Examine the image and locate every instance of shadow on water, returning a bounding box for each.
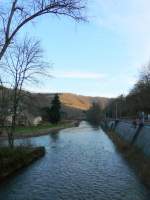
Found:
[49,130,60,142]
[87,121,101,131]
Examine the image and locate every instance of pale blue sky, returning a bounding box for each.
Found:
[22,0,150,97]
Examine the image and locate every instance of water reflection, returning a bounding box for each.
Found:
[0,122,150,200]
[18,138,33,147]
[87,121,101,131]
[49,131,59,142]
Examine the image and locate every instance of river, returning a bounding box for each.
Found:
[0,121,150,200]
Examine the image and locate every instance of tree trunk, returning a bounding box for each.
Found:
[8,88,18,148]
[8,114,16,148]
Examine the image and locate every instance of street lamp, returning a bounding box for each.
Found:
[115,102,118,120]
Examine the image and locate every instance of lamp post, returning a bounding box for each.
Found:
[115,102,118,120]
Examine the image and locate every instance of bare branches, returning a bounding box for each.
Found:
[2,37,50,91]
[0,36,51,147]
[0,0,86,61]
[140,63,150,85]
[5,0,18,41]
[0,0,86,147]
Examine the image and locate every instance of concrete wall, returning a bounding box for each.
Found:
[108,121,150,157]
[135,125,150,156]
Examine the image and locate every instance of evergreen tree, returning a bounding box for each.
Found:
[49,94,61,124]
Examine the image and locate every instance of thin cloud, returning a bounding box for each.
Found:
[95,0,150,34]
[94,0,150,68]
[53,71,107,80]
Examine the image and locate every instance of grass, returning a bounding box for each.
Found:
[0,146,31,160]
[5,121,74,136]
[15,123,63,134]
[0,146,45,181]
[0,120,76,140]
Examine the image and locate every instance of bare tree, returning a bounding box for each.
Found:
[140,63,150,85]
[0,37,50,147]
[0,0,86,61]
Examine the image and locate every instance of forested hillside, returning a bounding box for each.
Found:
[0,88,110,120]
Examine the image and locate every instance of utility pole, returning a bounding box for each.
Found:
[115,102,118,120]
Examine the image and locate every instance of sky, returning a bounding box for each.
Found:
[21,0,150,97]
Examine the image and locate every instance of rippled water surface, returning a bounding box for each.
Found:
[0,121,150,200]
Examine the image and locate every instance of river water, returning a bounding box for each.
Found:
[0,121,150,200]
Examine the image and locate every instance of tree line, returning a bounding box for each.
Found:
[105,64,150,119]
[85,63,150,124]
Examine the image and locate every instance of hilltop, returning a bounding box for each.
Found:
[0,87,110,120]
[28,92,110,119]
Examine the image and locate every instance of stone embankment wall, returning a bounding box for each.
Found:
[107,121,150,157]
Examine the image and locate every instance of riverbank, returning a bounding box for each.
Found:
[0,120,79,140]
[104,127,150,188]
[0,122,149,199]
[0,146,45,182]
[0,120,79,182]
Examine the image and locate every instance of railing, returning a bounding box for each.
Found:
[106,118,150,127]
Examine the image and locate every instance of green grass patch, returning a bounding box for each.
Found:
[14,122,72,135]
[0,146,31,159]
[0,146,45,180]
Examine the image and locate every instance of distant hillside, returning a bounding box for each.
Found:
[59,93,109,110]
[0,88,110,119]
[27,92,110,119]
